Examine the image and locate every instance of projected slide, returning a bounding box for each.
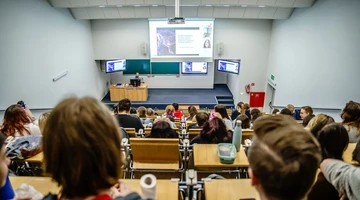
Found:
[182,62,208,74]
[150,21,214,59]
[106,59,126,73]
[217,60,240,74]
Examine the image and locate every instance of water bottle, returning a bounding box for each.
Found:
[232,120,242,152]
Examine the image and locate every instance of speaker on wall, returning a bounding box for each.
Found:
[217,42,224,56]
[141,42,148,56]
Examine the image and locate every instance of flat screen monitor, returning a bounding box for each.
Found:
[130,78,141,87]
[217,60,240,74]
[105,59,126,73]
[181,62,208,74]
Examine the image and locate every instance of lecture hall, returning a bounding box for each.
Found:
[1,0,360,199]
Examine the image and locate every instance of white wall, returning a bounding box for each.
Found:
[267,0,360,111]
[92,19,272,91]
[214,19,272,104]
[0,0,109,110]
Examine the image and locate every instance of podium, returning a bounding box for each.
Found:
[109,83,148,102]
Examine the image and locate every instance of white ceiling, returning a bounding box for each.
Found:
[48,0,316,19]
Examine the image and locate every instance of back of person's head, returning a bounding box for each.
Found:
[200,117,232,144]
[146,108,154,116]
[189,106,198,118]
[248,115,321,200]
[130,107,137,114]
[149,119,178,138]
[214,104,230,120]
[341,100,360,125]
[307,114,335,137]
[236,101,244,109]
[250,108,262,123]
[317,123,349,160]
[280,108,292,116]
[137,106,146,118]
[118,98,131,112]
[188,105,193,112]
[38,111,51,132]
[302,106,314,115]
[236,114,250,129]
[272,109,279,114]
[172,103,179,111]
[42,97,122,199]
[286,104,295,113]
[1,104,30,137]
[244,103,250,110]
[165,105,175,113]
[302,114,315,127]
[195,112,209,127]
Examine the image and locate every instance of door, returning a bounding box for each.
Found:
[264,83,275,113]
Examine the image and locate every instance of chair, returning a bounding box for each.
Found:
[188,129,202,141]
[186,121,197,130]
[242,129,254,144]
[124,128,136,138]
[174,122,180,129]
[174,118,180,123]
[128,138,183,178]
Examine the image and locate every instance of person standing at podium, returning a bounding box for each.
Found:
[135,72,139,79]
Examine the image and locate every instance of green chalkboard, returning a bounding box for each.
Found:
[151,62,180,74]
[124,60,151,74]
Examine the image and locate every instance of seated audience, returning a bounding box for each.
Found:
[191,117,233,144]
[164,105,175,118]
[302,114,315,127]
[341,100,360,142]
[146,108,155,118]
[129,107,137,115]
[244,103,251,121]
[137,106,152,125]
[231,101,244,120]
[308,123,349,200]
[172,103,183,119]
[300,105,315,119]
[250,108,262,124]
[146,119,178,138]
[233,114,250,129]
[306,114,335,137]
[41,97,140,200]
[38,111,51,132]
[188,112,209,129]
[287,104,295,114]
[248,115,321,200]
[271,108,279,114]
[115,98,144,132]
[0,104,41,137]
[321,159,360,200]
[153,117,176,129]
[280,108,292,116]
[214,104,233,130]
[188,106,198,122]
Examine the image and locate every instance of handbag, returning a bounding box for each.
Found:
[6,135,42,160]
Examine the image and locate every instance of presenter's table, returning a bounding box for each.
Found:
[110,83,148,102]
[10,177,178,200]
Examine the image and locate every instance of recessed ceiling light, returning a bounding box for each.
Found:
[99,5,105,8]
[206,5,212,7]
[152,5,158,6]
[116,5,122,7]
[224,5,230,7]
[241,5,247,7]
[134,5,141,7]
[258,5,265,7]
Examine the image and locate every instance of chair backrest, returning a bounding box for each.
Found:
[174,122,180,129]
[188,128,202,141]
[174,118,180,123]
[242,129,254,144]
[186,121,197,130]
[130,138,179,164]
[124,128,136,137]
[144,128,151,136]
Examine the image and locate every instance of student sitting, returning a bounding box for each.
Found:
[307,123,349,200]
[188,112,209,129]
[244,103,251,121]
[233,114,250,129]
[271,108,279,114]
[214,104,233,130]
[341,100,360,142]
[306,114,335,137]
[172,103,183,119]
[248,115,321,200]
[137,106,152,125]
[280,108,292,116]
[41,97,141,200]
[146,108,155,118]
[250,108,262,124]
[191,117,232,144]
[188,105,198,122]
[164,105,175,118]
[300,105,315,120]
[115,98,144,132]
[302,114,315,127]
[38,111,51,133]
[230,101,244,120]
[146,119,178,138]
[0,104,41,138]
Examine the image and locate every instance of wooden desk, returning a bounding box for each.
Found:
[10,177,178,200]
[343,143,359,165]
[193,144,249,168]
[205,179,259,200]
[109,83,148,101]
[25,152,44,163]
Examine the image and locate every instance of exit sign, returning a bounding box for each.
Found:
[271,75,275,81]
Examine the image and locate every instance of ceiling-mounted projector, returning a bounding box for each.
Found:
[168,17,185,24]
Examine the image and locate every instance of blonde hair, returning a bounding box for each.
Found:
[165,105,175,113]
[306,114,334,131]
[38,112,51,132]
